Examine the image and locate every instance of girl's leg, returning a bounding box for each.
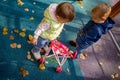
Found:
[32,37,48,60]
[39,40,50,63]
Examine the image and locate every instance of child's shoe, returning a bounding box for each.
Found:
[70,50,78,59]
[69,40,78,47]
[31,49,41,60]
[39,55,45,64]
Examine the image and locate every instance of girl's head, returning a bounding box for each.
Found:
[55,2,75,23]
[92,3,111,23]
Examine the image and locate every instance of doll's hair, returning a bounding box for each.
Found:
[56,2,75,22]
[92,3,111,19]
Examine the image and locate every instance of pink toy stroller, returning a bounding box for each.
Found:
[40,39,73,73]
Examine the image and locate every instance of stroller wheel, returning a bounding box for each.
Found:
[56,66,62,73]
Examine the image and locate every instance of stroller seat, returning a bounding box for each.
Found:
[44,40,73,73]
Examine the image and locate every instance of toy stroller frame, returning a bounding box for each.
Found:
[42,40,72,72]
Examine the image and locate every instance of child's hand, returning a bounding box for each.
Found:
[31,38,37,45]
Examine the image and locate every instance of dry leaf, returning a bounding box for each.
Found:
[39,64,45,70]
[3,27,8,32]
[13,29,19,33]
[19,32,26,37]
[17,44,21,48]
[9,35,14,40]
[10,43,17,48]
[20,67,29,77]
[27,54,31,60]
[3,31,8,35]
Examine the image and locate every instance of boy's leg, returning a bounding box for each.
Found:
[72,41,92,59]
[72,47,88,60]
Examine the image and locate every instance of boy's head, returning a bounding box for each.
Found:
[55,2,75,23]
[92,3,111,23]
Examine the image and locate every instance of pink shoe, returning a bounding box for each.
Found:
[71,50,78,59]
[39,56,45,64]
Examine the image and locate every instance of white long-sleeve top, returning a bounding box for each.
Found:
[34,21,50,40]
[34,4,58,40]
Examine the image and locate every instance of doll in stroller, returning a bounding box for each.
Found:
[39,39,77,73]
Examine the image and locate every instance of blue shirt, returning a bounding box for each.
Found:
[77,17,115,46]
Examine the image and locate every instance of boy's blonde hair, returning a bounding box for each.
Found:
[56,2,75,22]
[92,3,111,19]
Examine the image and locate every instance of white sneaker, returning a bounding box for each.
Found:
[31,49,41,60]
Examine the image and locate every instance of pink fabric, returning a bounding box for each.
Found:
[50,40,70,55]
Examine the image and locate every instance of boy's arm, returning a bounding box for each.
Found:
[107,17,115,30]
[85,26,100,42]
[34,21,50,40]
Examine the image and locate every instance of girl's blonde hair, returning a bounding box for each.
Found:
[92,3,111,19]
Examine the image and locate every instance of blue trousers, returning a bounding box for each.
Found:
[76,36,94,55]
[33,37,50,53]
